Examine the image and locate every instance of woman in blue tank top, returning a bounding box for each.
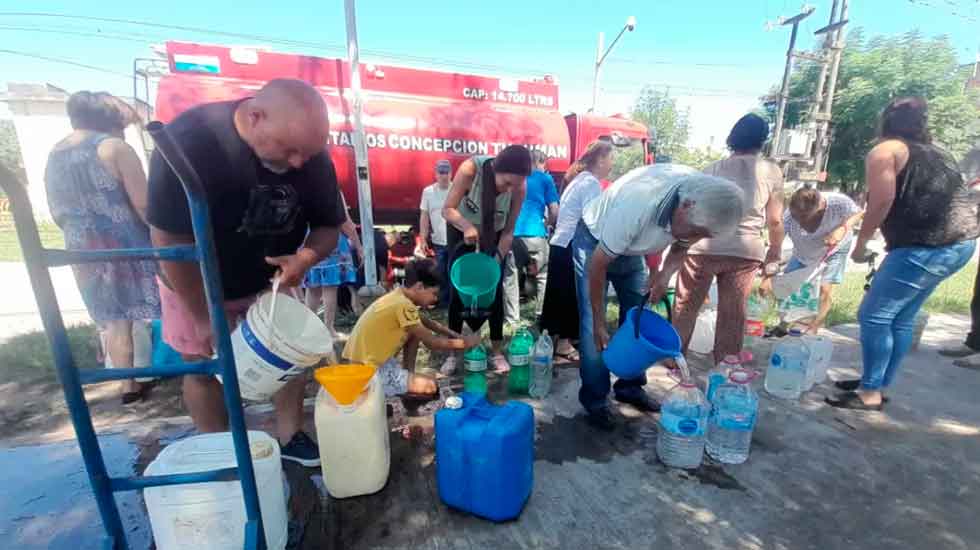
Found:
[827,97,980,411]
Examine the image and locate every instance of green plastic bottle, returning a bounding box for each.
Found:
[463,344,488,395]
[507,327,534,395]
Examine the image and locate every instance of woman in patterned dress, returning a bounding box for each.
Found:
[303,194,363,340]
[45,91,161,404]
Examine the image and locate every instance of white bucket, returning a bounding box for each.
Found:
[143,431,288,550]
[228,287,333,401]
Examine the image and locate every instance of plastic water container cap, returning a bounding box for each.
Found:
[728,368,756,384]
[788,328,804,337]
[445,396,463,409]
[314,364,377,405]
[722,355,741,366]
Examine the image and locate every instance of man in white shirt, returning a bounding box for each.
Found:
[572,163,745,430]
[419,160,452,306]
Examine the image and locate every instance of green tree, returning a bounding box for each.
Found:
[611,86,700,179]
[777,30,980,192]
[674,147,725,171]
[0,120,27,188]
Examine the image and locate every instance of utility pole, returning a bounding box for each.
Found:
[590,16,636,113]
[808,0,839,126]
[771,6,816,155]
[344,0,383,298]
[811,0,849,180]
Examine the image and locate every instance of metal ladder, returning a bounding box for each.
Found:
[0,121,266,550]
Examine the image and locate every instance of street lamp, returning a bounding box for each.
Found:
[591,15,637,113]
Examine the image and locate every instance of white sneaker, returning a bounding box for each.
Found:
[439,355,457,377]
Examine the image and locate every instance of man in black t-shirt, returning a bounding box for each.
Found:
[148,79,344,466]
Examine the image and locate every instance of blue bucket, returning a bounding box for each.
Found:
[602,303,681,379]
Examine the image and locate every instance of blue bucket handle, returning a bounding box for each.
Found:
[634,293,673,339]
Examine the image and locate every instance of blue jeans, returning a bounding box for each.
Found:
[858,240,976,390]
[571,222,649,412]
[433,244,450,308]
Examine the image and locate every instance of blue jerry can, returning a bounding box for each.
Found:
[435,392,534,521]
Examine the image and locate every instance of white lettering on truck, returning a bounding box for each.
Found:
[328,131,565,159]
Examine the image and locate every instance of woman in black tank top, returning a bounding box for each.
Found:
[827,97,978,411]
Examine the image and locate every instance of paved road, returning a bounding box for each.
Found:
[3,314,979,549]
[0,262,89,341]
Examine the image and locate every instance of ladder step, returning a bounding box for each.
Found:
[78,360,220,385]
[111,467,240,492]
[43,245,198,267]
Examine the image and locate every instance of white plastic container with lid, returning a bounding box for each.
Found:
[143,430,288,550]
[314,370,390,498]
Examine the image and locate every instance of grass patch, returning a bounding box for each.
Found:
[0,212,64,262]
[826,261,977,327]
[0,324,101,384]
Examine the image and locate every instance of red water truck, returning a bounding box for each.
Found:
[152,41,652,225]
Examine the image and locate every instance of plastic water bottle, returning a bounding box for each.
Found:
[657,381,708,469]
[507,327,534,395]
[463,344,488,395]
[744,293,767,350]
[707,369,759,464]
[764,329,810,399]
[529,330,554,398]
[706,355,741,404]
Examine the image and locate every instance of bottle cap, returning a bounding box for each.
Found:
[722,354,741,365]
[444,396,463,409]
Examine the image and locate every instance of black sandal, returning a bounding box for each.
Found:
[825,391,884,411]
[832,379,891,402]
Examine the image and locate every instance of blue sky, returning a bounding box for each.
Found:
[0,0,977,147]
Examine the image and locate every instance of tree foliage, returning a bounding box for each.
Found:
[630,86,691,160]
[611,86,723,178]
[780,30,980,192]
[0,120,27,188]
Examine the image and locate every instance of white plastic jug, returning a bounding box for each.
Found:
[143,431,288,550]
[688,308,716,355]
[315,373,390,498]
[228,284,333,401]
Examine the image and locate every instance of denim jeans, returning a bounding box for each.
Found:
[433,244,450,308]
[571,222,649,412]
[859,239,976,390]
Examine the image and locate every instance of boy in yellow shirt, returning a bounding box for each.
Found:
[343,259,481,396]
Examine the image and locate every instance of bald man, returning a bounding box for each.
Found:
[147,79,344,466]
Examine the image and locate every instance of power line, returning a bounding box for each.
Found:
[0,25,159,44]
[0,12,775,81]
[0,48,132,79]
[0,15,777,102]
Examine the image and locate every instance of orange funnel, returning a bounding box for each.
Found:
[314,364,377,405]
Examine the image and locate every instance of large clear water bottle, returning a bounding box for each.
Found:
[801,334,833,390]
[528,330,554,398]
[706,354,741,404]
[657,381,709,469]
[764,329,810,399]
[707,369,759,464]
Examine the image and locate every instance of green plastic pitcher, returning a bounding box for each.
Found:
[450,251,501,310]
